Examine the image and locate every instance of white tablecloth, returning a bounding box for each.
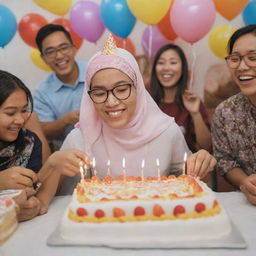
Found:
[1,192,255,256]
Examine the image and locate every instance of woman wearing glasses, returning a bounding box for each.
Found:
[53,35,216,196]
[211,24,256,205]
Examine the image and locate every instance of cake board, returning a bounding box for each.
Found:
[47,221,246,249]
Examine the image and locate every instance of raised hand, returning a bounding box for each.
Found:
[182,90,201,114]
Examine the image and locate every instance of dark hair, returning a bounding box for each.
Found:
[0,70,33,153]
[150,44,189,108]
[35,24,73,53]
[228,24,256,54]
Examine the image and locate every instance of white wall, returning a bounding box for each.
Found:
[0,0,245,97]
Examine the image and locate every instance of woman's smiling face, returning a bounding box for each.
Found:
[90,68,137,129]
[228,33,256,104]
[0,89,29,142]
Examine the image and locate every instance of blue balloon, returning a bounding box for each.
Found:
[100,0,136,38]
[0,5,17,47]
[242,0,256,26]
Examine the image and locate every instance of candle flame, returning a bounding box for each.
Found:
[122,157,126,168]
[141,159,145,169]
[92,157,96,168]
[107,159,110,167]
[184,152,187,162]
[156,158,160,167]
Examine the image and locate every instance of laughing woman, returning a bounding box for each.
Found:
[211,24,256,205]
[150,44,212,153]
[0,70,88,220]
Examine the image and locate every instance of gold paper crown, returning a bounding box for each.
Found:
[102,34,117,55]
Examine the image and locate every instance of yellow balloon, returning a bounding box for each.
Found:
[30,48,51,72]
[33,0,72,16]
[127,0,171,25]
[208,24,237,59]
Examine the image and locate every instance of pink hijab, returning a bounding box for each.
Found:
[78,37,174,176]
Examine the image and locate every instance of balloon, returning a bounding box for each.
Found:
[0,5,17,47]
[157,5,177,41]
[242,1,256,26]
[52,18,83,49]
[30,48,51,72]
[100,0,136,38]
[70,1,105,43]
[33,0,72,16]
[208,24,237,58]
[171,0,216,43]
[127,0,171,25]
[18,13,48,48]
[213,0,248,21]
[141,26,169,59]
[113,35,136,56]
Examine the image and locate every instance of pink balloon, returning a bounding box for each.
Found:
[70,1,105,43]
[171,0,216,43]
[141,26,169,59]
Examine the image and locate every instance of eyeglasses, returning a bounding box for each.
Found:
[88,83,133,104]
[225,52,256,69]
[42,44,74,59]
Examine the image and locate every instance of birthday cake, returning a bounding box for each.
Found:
[60,175,232,246]
[0,197,18,245]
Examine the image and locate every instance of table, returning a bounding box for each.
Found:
[1,192,255,256]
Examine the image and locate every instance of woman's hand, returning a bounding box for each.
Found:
[186,149,216,179]
[240,174,256,205]
[182,90,201,114]
[17,196,41,222]
[0,167,38,190]
[46,149,91,177]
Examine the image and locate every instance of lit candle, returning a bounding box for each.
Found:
[107,159,111,176]
[156,158,160,181]
[141,159,145,182]
[92,157,97,177]
[79,161,84,185]
[122,157,126,182]
[183,152,187,175]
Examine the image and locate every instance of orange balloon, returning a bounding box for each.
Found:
[113,35,136,56]
[18,13,48,48]
[52,18,83,49]
[157,4,177,41]
[213,0,249,20]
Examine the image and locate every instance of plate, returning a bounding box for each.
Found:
[47,221,247,249]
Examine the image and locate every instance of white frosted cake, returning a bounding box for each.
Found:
[60,175,232,246]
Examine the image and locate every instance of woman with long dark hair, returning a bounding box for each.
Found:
[150,44,211,152]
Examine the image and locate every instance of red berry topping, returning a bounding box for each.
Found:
[95,209,105,218]
[5,199,12,207]
[173,205,185,216]
[213,200,218,208]
[195,202,206,213]
[134,206,145,216]
[76,207,88,216]
[113,208,126,217]
[153,204,165,217]
[131,195,138,200]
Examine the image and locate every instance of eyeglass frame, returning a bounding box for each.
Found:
[42,43,75,59]
[225,51,256,69]
[87,83,134,104]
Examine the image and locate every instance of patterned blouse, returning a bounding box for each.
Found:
[211,93,256,176]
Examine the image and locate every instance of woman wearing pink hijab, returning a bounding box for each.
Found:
[57,35,216,195]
